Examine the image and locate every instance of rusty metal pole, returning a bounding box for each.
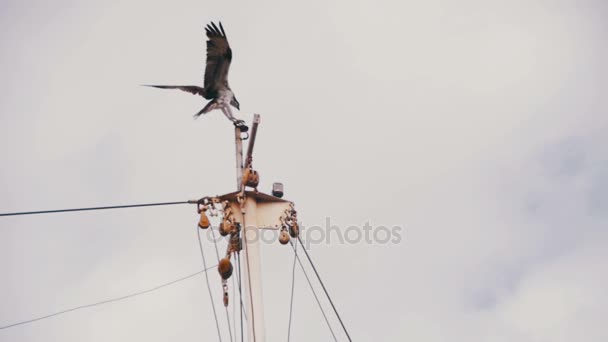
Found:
[235,125,244,190]
[246,114,261,167]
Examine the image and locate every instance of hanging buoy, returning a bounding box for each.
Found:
[218,258,233,280]
[198,209,210,229]
[279,229,290,245]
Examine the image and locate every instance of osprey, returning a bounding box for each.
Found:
[145,22,242,124]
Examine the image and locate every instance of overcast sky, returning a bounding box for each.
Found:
[1,0,607,341]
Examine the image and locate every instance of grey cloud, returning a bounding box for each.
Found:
[1,1,608,341]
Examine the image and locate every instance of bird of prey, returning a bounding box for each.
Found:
[145,22,242,124]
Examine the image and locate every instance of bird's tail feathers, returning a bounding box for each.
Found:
[193,109,206,119]
[193,101,218,119]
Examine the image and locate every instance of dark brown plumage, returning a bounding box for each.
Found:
[144,21,241,121]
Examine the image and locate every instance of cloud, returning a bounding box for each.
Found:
[1,0,607,341]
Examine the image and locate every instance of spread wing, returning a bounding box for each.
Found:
[204,22,232,97]
[142,85,205,96]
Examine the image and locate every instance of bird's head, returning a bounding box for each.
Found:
[230,96,240,110]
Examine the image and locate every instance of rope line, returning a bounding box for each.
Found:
[210,226,234,342]
[286,239,298,341]
[0,201,190,217]
[197,226,223,342]
[298,236,351,341]
[0,264,217,330]
[234,251,247,321]
[290,241,338,341]
[237,252,244,342]
[242,218,257,342]
[232,271,237,341]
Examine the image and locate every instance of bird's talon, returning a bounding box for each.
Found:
[234,120,248,132]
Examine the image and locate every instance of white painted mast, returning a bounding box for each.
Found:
[242,195,266,342]
[234,114,266,342]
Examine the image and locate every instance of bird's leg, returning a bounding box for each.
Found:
[221,106,236,121]
[222,107,245,126]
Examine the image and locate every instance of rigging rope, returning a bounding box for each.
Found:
[242,218,257,342]
[0,264,217,330]
[0,201,190,217]
[290,241,338,342]
[297,236,352,341]
[237,252,244,342]
[286,238,298,342]
[197,225,223,342]
[210,226,234,342]
[232,272,237,341]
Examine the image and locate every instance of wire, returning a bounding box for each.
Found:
[242,219,257,342]
[297,236,351,341]
[210,226,234,342]
[197,226,223,342]
[232,269,237,342]
[0,201,191,217]
[234,251,247,322]
[290,240,338,342]
[237,252,244,342]
[0,264,217,330]
[286,238,298,342]
[224,286,234,342]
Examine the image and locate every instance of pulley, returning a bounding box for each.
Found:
[218,257,233,280]
[198,208,210,229]
[289,221,299,238]
[219,219,235,236]
[279,229,290,245]
[222,279,229,307]
[230,233,242,252]
[242,167,260,188]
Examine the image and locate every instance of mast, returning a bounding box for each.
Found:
[242,195,265,342]
[234,115,266,341]
[234,124,244,189]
